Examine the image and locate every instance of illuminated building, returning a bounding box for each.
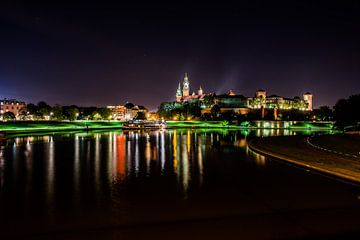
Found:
[228,90,236,96]
[255,89,266,99]
[175,73,207,102]
[182,73,190,97]
[127,105,148,119]
[162,74,313,119]
[173,74,312,111]
[147,112,159,120]
[201,89,313,116]
[107,104,148,120]
[198,86,203,95]
[212,89,309,111]
[176,83,182,102]
[303,92,313,111]
[107,105,126,120]
[0,98,26,117]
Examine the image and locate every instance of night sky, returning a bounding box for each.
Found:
[1,1,360,110]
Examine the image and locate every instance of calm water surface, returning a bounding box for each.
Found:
[1,129,360,239]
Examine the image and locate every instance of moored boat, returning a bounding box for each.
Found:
[123,120,167,130]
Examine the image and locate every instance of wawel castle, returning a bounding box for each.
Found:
[171,73,313,115]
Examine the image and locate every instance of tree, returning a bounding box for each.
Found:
[188,102,202,118]
[65,107,79,120]
[91,112,102,120]
[210,104,221,120]
[80,107,98,120]
[221,110,236,121]
[26,103,38,115]
[3,112,15,120]
[334,94,360,129]
[37,101,51,118]
[134,111,147,120]
[17,110,28,120]
[157,102,185,120]
[201,113,212,121]
[98,108,112,120]
[312,106,333,121]
[246,109,262,120]
[280,109,308,121]
[52,104,64,120]
[124,102,135,109]
[202,95,215,108]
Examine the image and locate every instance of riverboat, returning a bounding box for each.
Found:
[123,120,167,130]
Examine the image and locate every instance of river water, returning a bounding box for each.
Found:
[1,129,360,239]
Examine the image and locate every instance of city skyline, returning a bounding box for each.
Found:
[1,2,360,109]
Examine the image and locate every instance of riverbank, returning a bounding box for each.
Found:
[0,120,334,134]
[0,121,123,134]
[166,120,334,130]
[248,134,360,183]
[166,120,236,128]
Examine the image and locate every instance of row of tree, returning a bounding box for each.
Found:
[12,101,113,121]
[333,94,360,128]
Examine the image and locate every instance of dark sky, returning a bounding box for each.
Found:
[1,1,360,110]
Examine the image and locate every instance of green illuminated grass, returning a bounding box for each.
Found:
[0,121,123,134]
[166,120,334,130]
[288,122,333,130]
[166,121,239,128]
[0,120,334,134]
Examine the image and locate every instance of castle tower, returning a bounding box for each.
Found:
[176,82,182,102]
[303,92,313,111]
[198,86,203,95]
[182,73,190,97]
[255,89,266,99]
[228,90,235,96]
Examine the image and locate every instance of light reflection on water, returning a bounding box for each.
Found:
[45,136,54,206]
[0,147,4,189]
[0,129,331,217]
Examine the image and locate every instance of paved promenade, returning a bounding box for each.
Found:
[249,134,360,184]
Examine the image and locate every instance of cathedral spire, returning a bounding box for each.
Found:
[176,82,182,102]
[198,85,203,95]
[176,82,181,95]
[182,72,190,97]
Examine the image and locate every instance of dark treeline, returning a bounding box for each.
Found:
[333,94,360,129]
[4,101,112,121]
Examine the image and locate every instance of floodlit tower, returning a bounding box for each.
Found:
[228,90,236,96]
[303,92,313,111]
[182,73,190,97]
[198,86,203,95]
[255,89,266,118]
[255,89,267,99]
[176,82,182,102]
